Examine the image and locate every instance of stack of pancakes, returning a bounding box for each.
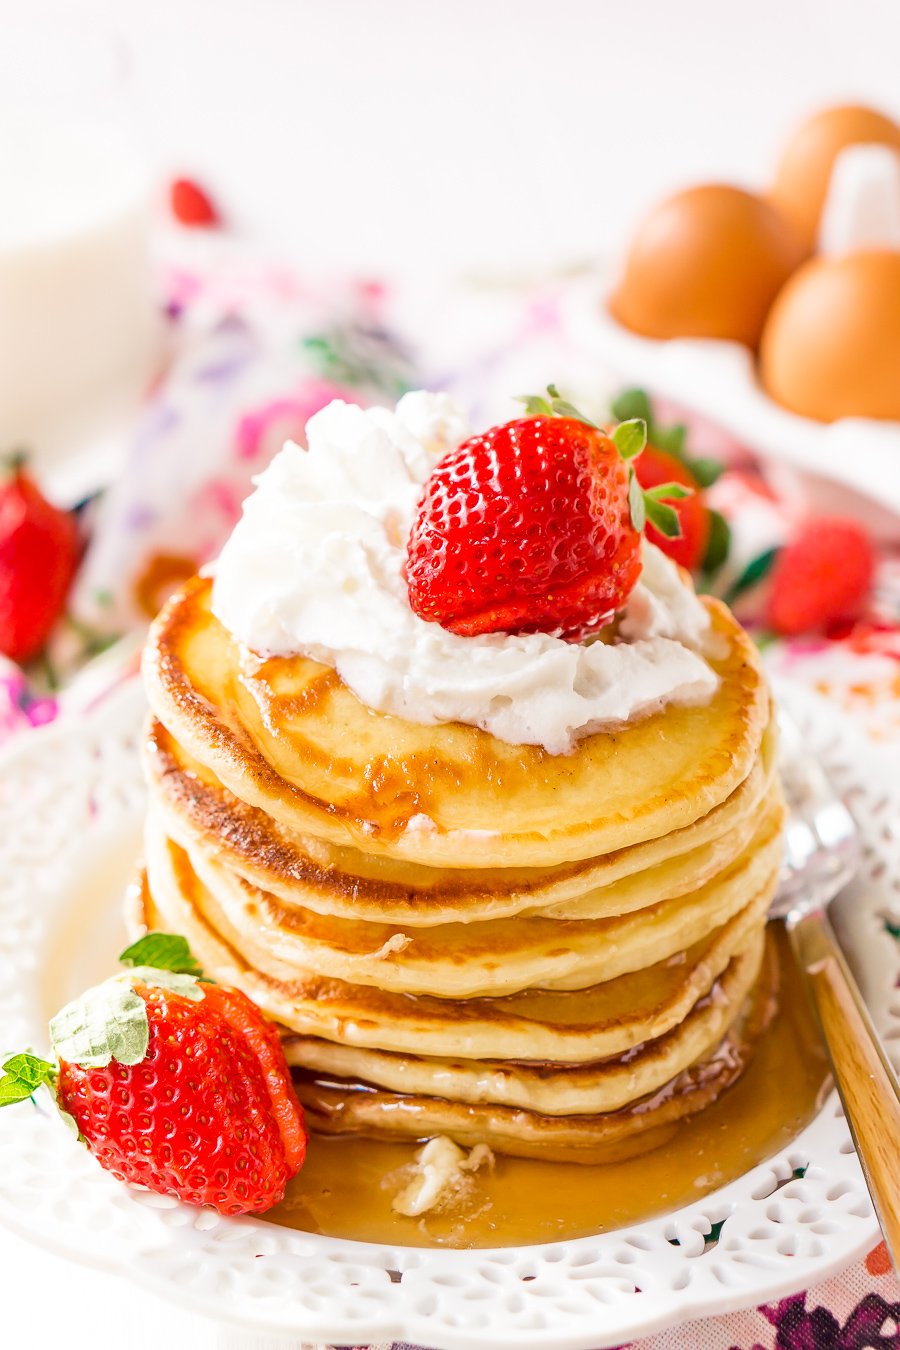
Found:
[138,575,781,1164]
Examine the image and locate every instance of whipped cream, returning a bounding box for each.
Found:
[212,393,719,755]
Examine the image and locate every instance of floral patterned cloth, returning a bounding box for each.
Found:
[2,237,899,1350]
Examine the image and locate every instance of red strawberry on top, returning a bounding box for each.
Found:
[634,444,709,572]
[406,386,689,639]
[768,516,876,636]
[0,455,80,663]
[0,934,306,1216]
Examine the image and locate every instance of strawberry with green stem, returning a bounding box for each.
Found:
[406,384,691,640]
[0,933,306,1216]
[611,388,729,576]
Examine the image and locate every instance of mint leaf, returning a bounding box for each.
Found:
[724,546,780,605]
[119,933,203,978]
[50,981,150,1068]
[0,1053,56,1107]
[628,470,646,532]
[613,418,647,461]
[610,388,652,426]
[644,496,683,538]
[1,1053,55,1088]
[701,510,731,576]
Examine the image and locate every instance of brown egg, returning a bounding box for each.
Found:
[759,250,900,421]
[610,185,807,350]
[771,104,900,247]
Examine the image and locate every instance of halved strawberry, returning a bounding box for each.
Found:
[0,933,306,1216]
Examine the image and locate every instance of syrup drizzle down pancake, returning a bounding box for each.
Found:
[290,936,780,1165]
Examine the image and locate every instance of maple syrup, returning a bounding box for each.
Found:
[266,930,829,1248]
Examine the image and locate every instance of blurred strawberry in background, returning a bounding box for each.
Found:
[610,389,729,578]
[0,456,80,663]
[609,391,882,646]
[633,444,709,571]
[767,516,876,636]
[169,177,221,228]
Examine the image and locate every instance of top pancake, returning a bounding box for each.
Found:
[144,576,770,869]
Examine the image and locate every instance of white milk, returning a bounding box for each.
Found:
[0,118,161,497]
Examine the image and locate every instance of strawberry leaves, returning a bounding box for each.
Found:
[49,981,151,1068]
[611,387,724,488]
[0,935,207,1104]
[120,932,204,978]
[0,1053,56,1105]
[724,546,780,606]
[517,385,689,539]
[516,384,599,428]
[643,482,692,538]
[611,419,647,461]
[628,472,647,532]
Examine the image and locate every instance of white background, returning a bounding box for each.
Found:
[1,1,898,1346]
[3,0,900,276]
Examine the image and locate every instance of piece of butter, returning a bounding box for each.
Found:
[391,1136,494,1217]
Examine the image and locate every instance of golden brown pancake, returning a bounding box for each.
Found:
[132,860,772,1064]
[144,809,781,998]
[281,932,764,1115]
[143,576,770,869]
[145,716,778,925]
[292,934,779,1164]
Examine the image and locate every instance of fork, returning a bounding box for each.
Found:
[774,710,900,1271]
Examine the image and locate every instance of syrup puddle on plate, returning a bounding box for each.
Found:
[266,929,830,1248]
[38,842,830,1250]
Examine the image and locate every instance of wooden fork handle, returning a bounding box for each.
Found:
[789,910,900,1272]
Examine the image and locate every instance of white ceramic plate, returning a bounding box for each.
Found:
[0,677,898,1349]
[566,279,900,537]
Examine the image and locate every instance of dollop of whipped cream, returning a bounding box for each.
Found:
[211,392,719,755]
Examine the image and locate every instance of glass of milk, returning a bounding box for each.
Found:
[0,8,162,501]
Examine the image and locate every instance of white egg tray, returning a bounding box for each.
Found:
[567,278,900,534]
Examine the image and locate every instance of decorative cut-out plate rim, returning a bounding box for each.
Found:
[0,674,896,1350]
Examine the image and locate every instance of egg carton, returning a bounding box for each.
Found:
[567,275,900,538]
